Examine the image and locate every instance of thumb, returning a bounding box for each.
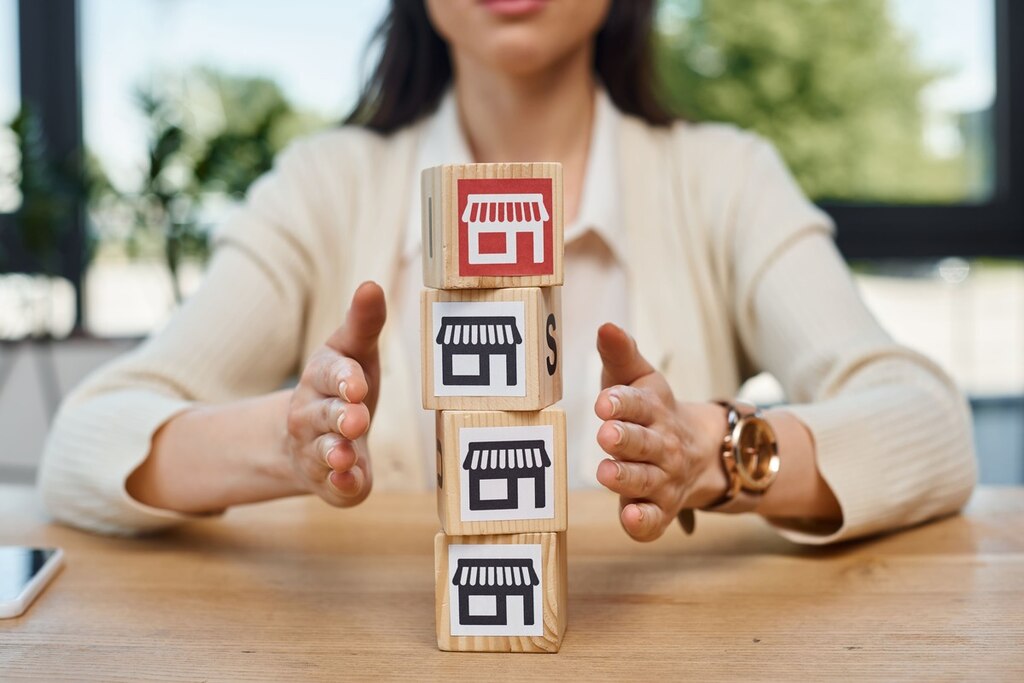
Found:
[326,281,387,363]
[597,322,656,388]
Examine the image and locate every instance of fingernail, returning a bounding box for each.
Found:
[613,423,624,445]
[332,468,360,494]
[636,505,645,521]
[338,381,349,401]
[608,393,621,417]
[614,463,623,481]
[337,409,348,437]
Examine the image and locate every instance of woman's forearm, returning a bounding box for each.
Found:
[757,409,842,525]
[126,390,304,514]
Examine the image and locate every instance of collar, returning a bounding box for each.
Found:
[402,85,625,263]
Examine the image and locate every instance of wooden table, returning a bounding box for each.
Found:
[1,485,1022,681]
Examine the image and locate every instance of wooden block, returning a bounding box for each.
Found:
[435,531,568,653]
[421,287,562,411]
[421,163,564,289]
[436,408,567,536]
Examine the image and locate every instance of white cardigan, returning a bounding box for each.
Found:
[38,103,977,543]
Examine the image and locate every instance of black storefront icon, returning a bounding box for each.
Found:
[463,439,551,511]
[437,316,522,387]
[452,558,540,626]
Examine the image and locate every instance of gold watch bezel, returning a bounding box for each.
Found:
[729,415,780,492]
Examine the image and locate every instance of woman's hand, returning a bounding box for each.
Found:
[285,281,386,507]
[593,323,729,542]
[125,282,388,516]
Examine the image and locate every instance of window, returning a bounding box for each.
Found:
[656,0,1021,257]
[79,0,388,336]
[887,0,997,204]
[81,0,386,196]
[658,0,996,204]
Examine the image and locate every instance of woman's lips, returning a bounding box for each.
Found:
[479,0,551,18]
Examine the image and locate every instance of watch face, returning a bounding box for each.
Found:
[734,418,779,491]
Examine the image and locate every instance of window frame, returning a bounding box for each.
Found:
[1,0,1022,332]
[823,0,1024,259]
[0,0,85,324]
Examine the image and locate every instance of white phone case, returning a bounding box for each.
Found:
[0,548,64,619]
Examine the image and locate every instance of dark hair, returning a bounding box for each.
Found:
[346,0,672,133]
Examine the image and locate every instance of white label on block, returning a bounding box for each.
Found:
[448,543,544,637]
[458,425,555,522]
[432,301,526,397]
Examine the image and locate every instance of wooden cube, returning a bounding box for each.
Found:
[435,531,568,653]
[421,287,562,411]
[421,163,564,289]
[436,408,567,536]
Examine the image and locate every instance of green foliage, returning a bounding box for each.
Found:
[188,68,321,197]
[90,68,325,302]
[654,0,968,202]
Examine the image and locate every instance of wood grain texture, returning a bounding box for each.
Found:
[420,287,562,411]
[434,531,567,653]
[2,485,1023,681]
[436,407,567,535]
[421,162,564,290]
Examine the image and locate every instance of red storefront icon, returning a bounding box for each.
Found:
[457,177,554,277]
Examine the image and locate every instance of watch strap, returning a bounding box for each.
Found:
[676,491,759,536]
[701,489,761,514]
[677,508,695,535]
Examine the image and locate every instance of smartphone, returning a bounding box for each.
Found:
[0,546,64,619]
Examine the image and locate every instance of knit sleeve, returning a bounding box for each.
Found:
[728,138,977,544]
[37,139,327,536]
[743,232,976,543]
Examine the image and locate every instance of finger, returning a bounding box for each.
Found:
[596,459,666,499]
[326,445,373,506]
[325,281,387,365]
[597,420,665,464]
[307,354,369,403]
[596,323,656,389]
[620,501,668,542]
[307,398,346,437]
[337,401,370,440]
[304,397,371,440]
[316,434,359,472]
[595,385,656,426]
[314,433,341,467]
[328,465,365,498]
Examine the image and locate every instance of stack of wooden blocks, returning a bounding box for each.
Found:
[420,162,568,653]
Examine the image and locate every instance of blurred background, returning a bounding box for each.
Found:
[0,0,1021,486]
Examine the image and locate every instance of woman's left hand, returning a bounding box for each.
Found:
[593,323,730,542]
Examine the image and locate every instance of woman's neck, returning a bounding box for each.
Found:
[452,46,595,222]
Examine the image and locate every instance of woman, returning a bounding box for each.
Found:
[40,0,975,543]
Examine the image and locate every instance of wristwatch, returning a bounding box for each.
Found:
[677,400,781,534]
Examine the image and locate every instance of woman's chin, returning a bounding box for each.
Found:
[471,36,584,79]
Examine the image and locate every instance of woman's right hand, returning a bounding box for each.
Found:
[285,281,387,507]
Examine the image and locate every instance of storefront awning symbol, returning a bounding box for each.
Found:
[452,558,540,587]
[462,193,549,265]
[436,316,522,348]
[463,440,551,471]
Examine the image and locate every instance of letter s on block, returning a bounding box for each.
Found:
[545,313,557,376]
